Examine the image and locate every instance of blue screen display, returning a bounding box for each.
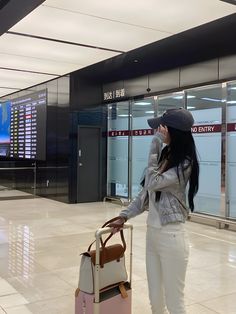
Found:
[0,101,11,156]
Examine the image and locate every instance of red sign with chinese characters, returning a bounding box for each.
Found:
[227,123,236,132]
[108,129,155,137]
[108,130,130,137]
[132,129,154,136]
[108,125,230,137]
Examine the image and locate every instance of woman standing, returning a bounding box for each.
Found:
[109,108,199,314]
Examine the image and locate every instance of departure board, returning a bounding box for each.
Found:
[9,90,47,160]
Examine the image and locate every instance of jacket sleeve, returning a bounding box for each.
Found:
[119,132,165,220]
[147,132,164,168]
[119,187,148,220]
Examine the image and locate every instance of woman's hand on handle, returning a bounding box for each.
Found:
[108,216,126,234]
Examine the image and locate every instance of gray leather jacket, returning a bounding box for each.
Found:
[119,133,192,225]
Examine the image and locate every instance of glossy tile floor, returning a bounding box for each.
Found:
[0,197,236,313]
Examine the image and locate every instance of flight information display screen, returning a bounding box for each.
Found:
[0,90,47,160]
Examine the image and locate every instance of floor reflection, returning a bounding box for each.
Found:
[8,222,35,284]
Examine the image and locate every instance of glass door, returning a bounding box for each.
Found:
[107,101,129,198]
[186,84,225,216]
[157,92,185,115]
[226,81,236,218]
[131,97,156,198]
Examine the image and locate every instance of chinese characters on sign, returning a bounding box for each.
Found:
[132,129,153,136]
[104,88,125,101]
[108,129,154,137]
[227,123,236,132]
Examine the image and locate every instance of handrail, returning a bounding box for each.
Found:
[189,212,236,229]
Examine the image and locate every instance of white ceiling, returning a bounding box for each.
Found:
[0,0,235,97]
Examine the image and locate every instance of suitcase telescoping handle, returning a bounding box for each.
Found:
[94,223,133,312]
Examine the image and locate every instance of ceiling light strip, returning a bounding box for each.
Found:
[42,4,173,34]
[0,86,20,90]
[7,31,124,54]
[0,66,59,77]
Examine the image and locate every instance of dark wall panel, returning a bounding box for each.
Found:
[0,0,46,35]
[219,55,236,80]
[56,76,70,202]
[70,75,103,110]
[149,69,180,93]
[124,76,148,97]
[180,59,219,87]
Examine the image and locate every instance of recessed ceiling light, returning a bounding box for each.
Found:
[173,96,184,99]
[135,102,151,105]
[201,97,225,102]
[227,100,236,104]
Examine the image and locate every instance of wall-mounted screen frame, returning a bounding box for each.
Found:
[0,89,47,160]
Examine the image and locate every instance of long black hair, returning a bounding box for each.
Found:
[141,127,199,211]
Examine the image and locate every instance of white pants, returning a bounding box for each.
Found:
[146,224,189,314]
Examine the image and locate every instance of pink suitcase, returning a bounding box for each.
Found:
[75,283,131,314]
[75,223,133,314]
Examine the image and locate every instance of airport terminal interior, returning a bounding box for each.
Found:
[0,196,236,314]
[1,0,236,313]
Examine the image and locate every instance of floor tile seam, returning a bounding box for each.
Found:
[5,269,77,284]
[21,232,90,241]
[0,306,7,314]
[50,271,78,289]
[200,290,236,304]
[190,248,232,257]
[187,264,225,272]
[187,302,220,313]
[189,231,236,245]
[0,292,19,298]
[33,233,94,242]
[4,291,74,308]
[31,261,80,273]
[35,243,82,253]
[19,292,73,306]
[33,245,81,254]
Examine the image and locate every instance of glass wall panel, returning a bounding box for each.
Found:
[158,92,185,115]
[130,92,184,198]
[226,81,236,218]
[186,85,224,216]
[131,97,156,197]
[106,82,236,223]
[107,102,129,198]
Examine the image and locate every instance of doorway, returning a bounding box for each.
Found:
[77,126,101,202]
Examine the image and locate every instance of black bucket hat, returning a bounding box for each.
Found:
[147,108,194,132]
